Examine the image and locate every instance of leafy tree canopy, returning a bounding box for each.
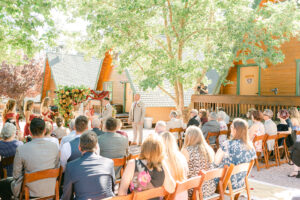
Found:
[0,0,62,64]
[68,0,300,109]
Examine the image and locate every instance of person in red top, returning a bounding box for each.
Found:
[24,100,38,136]
[40,97,53,124]
[2,99,20,131]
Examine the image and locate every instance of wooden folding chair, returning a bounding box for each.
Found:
[103,193,134,200]
[169,128,185,149]
[127,154,140,161]
[197,166,230,200]
[252,135,268,171]
[223,160,254,200]
[133,186,168,200]
[219,130,229,145]
[0,156,14,179]
[265,134,279,168]
[19,168,60,200]
[112,157,127,184]
[276,133,290,165]
[166,176,202,200]
[206,132,220,151]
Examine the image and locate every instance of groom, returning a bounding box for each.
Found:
[129,94,145,145]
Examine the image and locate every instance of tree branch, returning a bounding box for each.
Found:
[163,10,174,58]
[167,0,180,40]
[136,61,176,101]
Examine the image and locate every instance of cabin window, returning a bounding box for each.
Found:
[103,82,113,101]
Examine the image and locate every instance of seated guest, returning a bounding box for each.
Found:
[289,107,300,134]
[246,108,256,128]
[52,117,67,139]
[263,109,277,151]
[0,118,59,199]
[166,111,185,139]
[201,112,220,144]
[0,123,23,177]
[91,118,104,136]
[199,109,208,126]
[161,132,188,200]
[277,109,291,133]
[187,109,200,127]
[43,122,59,149]
[249,111,265,152]
[62,131,115,200]
[154,121,167,135]
[181,126,216,198]
[116,119,128,138]
[118,134,175,197]
[60,115,89,170]
[60,119,76,148]
[218,107,230,124]
[217,111,228,145]
[215,118,256,190]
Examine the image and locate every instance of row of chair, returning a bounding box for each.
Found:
[104,160,255,200]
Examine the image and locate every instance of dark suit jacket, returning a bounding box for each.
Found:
[92,128,104,137]
[187,116,200,127]
[62,152,115,200]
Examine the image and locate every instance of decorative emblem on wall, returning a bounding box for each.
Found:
[246,78,253,84]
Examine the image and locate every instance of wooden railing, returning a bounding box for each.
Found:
[191,95,300,119]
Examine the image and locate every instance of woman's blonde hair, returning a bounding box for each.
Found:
[183,126,215,163]
[161,132,186,181]
[41,97,50,112]
[289,107,300,124]
[3,99,16,117]
[232,118,253,150]
[139,134,164,171]
[24,100,34,112]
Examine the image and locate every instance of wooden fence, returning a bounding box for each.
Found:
[191,95,300,119]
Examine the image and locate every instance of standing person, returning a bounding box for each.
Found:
[101,97,113,122]
[161,132,188,200]
[24,100,38,137]
[52,117,68,139]
[0,118,59,199]
[40,97,53,124]
[62,131,115,200]
[2,99,20,132]
[129,94,145,145]
[197,83,208,94]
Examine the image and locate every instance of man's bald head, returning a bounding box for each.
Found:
[134,94,140,101]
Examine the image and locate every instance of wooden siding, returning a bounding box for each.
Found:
[96,51,113,91]
[221,67,237,95]
[146,107,175,123]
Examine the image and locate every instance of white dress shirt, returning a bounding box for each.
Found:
[60,134,81,170]
[60,130,76,149]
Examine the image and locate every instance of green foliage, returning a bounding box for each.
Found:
[0,0,62,64]
[54,85,90,126]
[70,0,299,107]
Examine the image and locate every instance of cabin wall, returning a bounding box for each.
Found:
[221,38,300,96]
[145,107,175,123]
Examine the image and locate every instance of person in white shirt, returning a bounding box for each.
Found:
[155,121,167,135]
[60,116,89,170]
[217,111,228,145]
[101,97,113,122]
[166,110,185,139]
[60,119,76,148]
[263,109,277,151]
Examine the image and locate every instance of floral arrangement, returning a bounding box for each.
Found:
[54,85,90,126]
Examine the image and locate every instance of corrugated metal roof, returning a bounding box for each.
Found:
[125,69,194,107]
[47,52,102,90]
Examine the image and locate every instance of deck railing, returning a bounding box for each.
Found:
[191,95,300,119]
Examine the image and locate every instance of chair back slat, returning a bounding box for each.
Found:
[24,168,60,184]
[103,193,134,200]
[200,166,228,181]
[133,186,168,200]
[219,130,228,136]
[253,134,267,143]
[169,128,184,133]
[112,157,127,167]
[266,134,277,140]
[175,176,201,194]
[1,156,15,167]
[231,162,252,176]
[277,133,289,139]
[127,154,139,161]
[297,131,300,136]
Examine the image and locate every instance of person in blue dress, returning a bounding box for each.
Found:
[214,118,256,189]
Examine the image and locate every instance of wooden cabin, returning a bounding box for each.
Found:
[41,52,194,123]
[192,37,300,118]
